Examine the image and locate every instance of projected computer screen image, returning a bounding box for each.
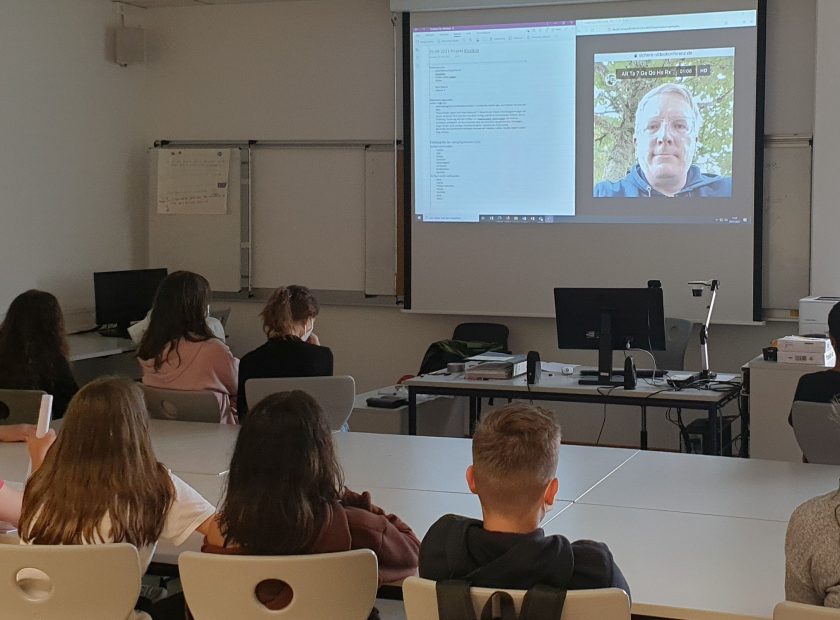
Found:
[592,48,734,199]
[412,21,577,224]
[407,1,763,322]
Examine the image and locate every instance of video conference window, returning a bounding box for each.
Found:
[411,9,757,225]
[593,48,734,198]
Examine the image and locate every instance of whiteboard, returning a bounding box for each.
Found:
[148,148,242,292]
[148,144,399,298]
[251,148,367,291]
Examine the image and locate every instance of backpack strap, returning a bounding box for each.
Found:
[436,580,477,620]
[518,585,568,620]
[479,590,518,620]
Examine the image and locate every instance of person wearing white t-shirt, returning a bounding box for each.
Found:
[128,309,225,343]
[21,377,216,619]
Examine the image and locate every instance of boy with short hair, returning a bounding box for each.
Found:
[419,403,629,594]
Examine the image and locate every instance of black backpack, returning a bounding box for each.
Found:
[436,580,567,620]
[418,339,506,375]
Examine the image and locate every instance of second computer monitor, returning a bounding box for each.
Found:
[94,268,168,337]
[554,287,666,353]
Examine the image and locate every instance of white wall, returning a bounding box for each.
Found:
[0,0,148,327]
[810,0,840,295]
[142,0,397,141]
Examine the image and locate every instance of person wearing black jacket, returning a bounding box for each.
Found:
[0,290,78,421]
[788,302,840,429]
[419,404,629,597]
[237,285,333,419]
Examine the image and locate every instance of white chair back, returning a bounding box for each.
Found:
[402,577,630,620]
[0,388,46,425]
[791,400,840,464]
[179,548,378,620]
[142,385,221,423]
[774,601,840,619]
[244,376,356,430]
[0,543,143,620]
[209,307,231,328]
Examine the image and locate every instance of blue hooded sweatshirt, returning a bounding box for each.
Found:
[594,164,732,198]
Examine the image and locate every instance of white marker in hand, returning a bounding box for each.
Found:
[36,394,53,438]
[26,394,53,479]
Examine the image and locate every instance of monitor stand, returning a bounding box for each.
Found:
[578,310,624,387]
[99,323,131,339]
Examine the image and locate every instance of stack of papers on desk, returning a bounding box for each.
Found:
[777,336,835,365]
[540,362,579,374]
[465,355,527,379]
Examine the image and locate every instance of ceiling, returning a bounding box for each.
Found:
[115,0,306,7]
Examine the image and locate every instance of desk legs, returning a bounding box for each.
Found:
[709,405,719,456]
[408,389,417,436]
[740,394,750,458]
[640,406,648,450]
[469,397,480,436]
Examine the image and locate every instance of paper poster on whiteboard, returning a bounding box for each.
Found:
[157,149,231,215]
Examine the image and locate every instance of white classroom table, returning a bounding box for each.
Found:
[0,419,239,481]
[575,449,840,522]
[544,503,788,620]
[159,425,640,502]
[146,419,238,475]
[335,431,639,502]
[67,333,136,362]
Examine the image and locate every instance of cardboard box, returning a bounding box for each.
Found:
[778,349,836,366]
[777,336,833,354]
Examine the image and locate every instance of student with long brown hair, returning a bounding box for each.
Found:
[0,289,77,424]
[236,285,332,418]
[21,377,216,618]
[203,391,419,613]
[138,271,238,423]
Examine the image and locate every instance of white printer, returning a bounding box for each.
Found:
[799,296,840,335]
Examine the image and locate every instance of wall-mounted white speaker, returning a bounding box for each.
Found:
[115,26,145,67]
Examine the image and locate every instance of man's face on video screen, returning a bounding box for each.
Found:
[634,92,698,193]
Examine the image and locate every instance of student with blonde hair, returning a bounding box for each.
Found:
[419,403,629,595]
[236,285,333,418]
[138,271,238,423]
[21,377,216,618]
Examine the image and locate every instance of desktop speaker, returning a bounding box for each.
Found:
[115,26,145,67]
[527,350,541,385]
[623,356,637,390]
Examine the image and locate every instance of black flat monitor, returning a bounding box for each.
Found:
[94,268,167,338]
[554,287,666,386]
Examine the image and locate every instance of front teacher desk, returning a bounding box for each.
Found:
[405,370,742,456]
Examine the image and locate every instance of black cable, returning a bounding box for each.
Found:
[69,325,105,335]
[596,402,608,445]
[595,386,618,445]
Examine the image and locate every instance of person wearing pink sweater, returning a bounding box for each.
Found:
[138,271,239,423]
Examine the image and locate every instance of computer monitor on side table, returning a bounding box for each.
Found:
[554,287,666,386]
[94,268,167,338]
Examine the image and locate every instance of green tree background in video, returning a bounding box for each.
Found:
[593,54,735,184]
